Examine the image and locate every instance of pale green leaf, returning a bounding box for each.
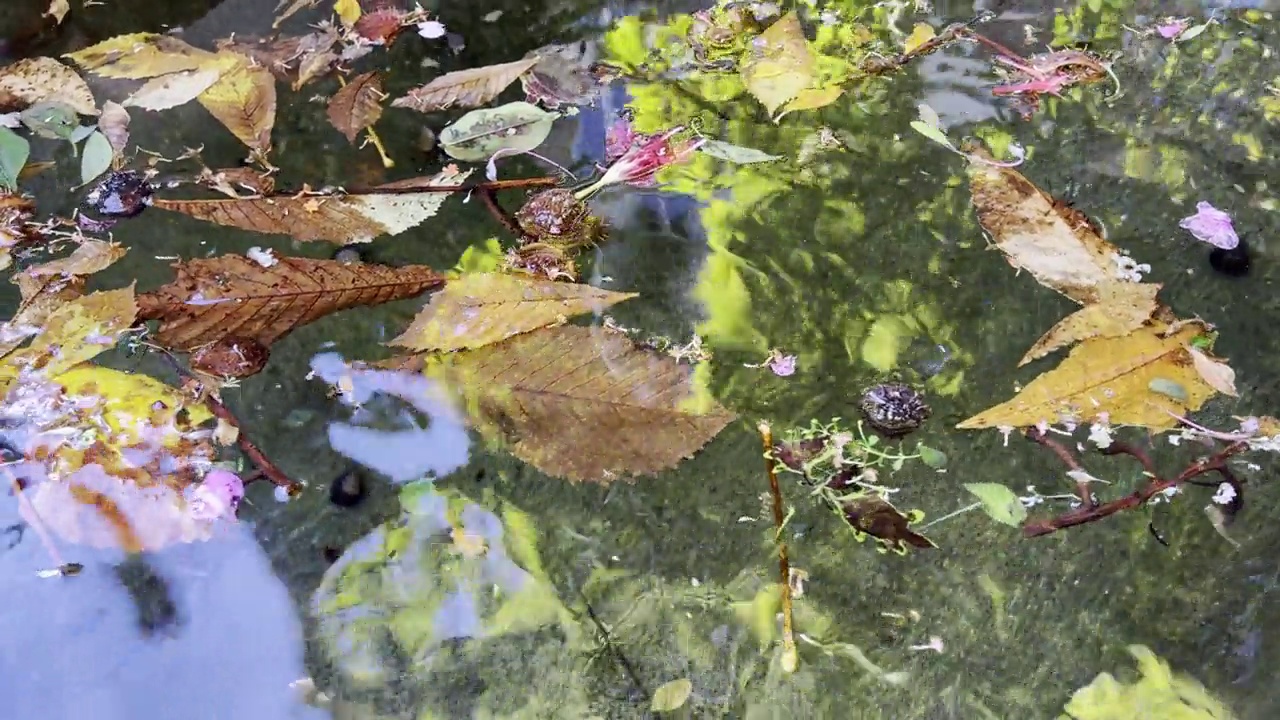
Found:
[651,678,693,712]
[910,120,955,151]
[699,139,783,164]
[0,126,30,191]
[439,101,557,162]
[918,444,947,469]
[963,483,1027,527]
[80,130,113,184]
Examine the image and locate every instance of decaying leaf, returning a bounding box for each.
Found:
[216,30,340,89]
[393,58,538,113]
[196,54,277,154]
[65,33,218,80]
[1020,282,1162,365]
[520,42,603,108]
[958,320,1222,431]
[98,101,131,159]
[424,325,735,483]
[327,71,384,142]
[151,166,472,242]
[137,254,445,350]
[840,494,936,553]
[0,57,97,116]
[15,238,126,301]
[123,66,224,111]
[439,101,558,162]
[0,286,138,388]
[741,12,815,115]
[1187,345,1237,397]
[651,678,693,713]
[389,273,637,352]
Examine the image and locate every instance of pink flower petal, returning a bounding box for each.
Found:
[1155,19,1190,39]
[1179,201,1239,250]
[768,354,797,377]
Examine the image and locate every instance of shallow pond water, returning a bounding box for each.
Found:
[3,0,1280,718]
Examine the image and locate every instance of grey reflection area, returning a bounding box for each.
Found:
[0,497,326,720]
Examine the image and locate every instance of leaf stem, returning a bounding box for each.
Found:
[758,420,798,673]
[919,501,982,530]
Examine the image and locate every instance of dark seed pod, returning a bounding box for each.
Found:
[514,188,604,249]
[1209,242,1250,277]
[859,382,931,437]
[190,336,270,378]
[84,170,154,218]
[329,469,367,508]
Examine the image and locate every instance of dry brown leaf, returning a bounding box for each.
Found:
[393,58,538,113]
[15,239,127,301]
[1020,281,1162,365]
[1187,345,1237,397]
[327,71,384,142]
[123,66,225,111]
[0,57,97,115]
[64,33,218,80]
[137,254,445,350]
[196,53,277,154]
[99,101,131,159]
[388,273,637,352]
[216,30,339,89]
[958,320,1220,431]
[151,166,471,243]
[427,325,735,483]
[294,49,338,90]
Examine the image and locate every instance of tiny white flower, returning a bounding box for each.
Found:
[417,20,447,39]
[247,246,278,268]
[1087,421,1113,449]
[273,485,293,503]
[1212,482,1237,505]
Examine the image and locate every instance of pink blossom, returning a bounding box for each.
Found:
[188,469,244,521]
[768,353,797,377]
[1179,201,1239,249]
[1155,18,1191,39]
[604,118,639,162]
[581,126,703,196]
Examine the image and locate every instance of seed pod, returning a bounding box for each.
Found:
[860,382,931,437]
[190,336,270,378]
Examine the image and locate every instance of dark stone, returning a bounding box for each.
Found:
[1209,242,1250,277]
[329,469,367,508]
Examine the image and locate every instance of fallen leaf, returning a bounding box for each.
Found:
[388,273,637,352]
[699,139,783,164]
[65,33,218,80]
[958,320,1220,430]
[45,0,70,23]
[777,86,844,118]
[963,483,1027,527]
[519,42,602,108]
[741,12,815,115]
[15,238,127,301]
[0,127,30,191]
[123,66,225,111]
[1019,281,1162,365]
[0,286,138,388]
[98,101,131,159]
[903,23,936,54]
[1187,345,1237,397]
[216,30,339,89]
[439,101,558,162]
[651,679,693,712]
[840,494,936,552]
[425,325,736,483]
[80,131,113,185]
[327,71,384,142]
[137,254,445,350]
[196,54,277,154]
[151,166,472,242]
[392,58,538,113]
[0,57,97,116]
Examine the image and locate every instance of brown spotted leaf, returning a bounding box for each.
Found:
[327,71,384,142]
[0,57,97,115]
[389,273,636,352]
[392,58,538,113]
[426,325,736,483]
[151,166,471,243]
[196,53,277,154]
[137,254,445,350]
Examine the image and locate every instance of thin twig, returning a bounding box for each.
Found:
[758,421,798,673]
[1025,428,1094,507]
[478,188,525,240]
[332,176,560,195]
[201,394,302,494]
[579,590,648,698]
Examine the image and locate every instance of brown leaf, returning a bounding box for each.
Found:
[393,58,538,113]
[388,273,637,352]
[151,166,471,243]
[98,101,131,159]
[840,495,936,552]
[64,33,218,80]
[216,30,339,88]
[14,239,126,301]
[196,54,277,154]
[0,57,97,115]
[1019,281,1162,365]
[327,71,384,142]
[137,254,445,350]
[427,325,736,483]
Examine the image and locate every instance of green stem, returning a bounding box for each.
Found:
[919,502,982,530]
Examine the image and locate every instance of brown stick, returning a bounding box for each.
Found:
[758,421,798,672]
[1026,428,1095,507]
[478,187,525,240]
[202,394,302,495]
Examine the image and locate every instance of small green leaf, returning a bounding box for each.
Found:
[891,455,905,471]
[80,130,113,185]
[1177,21,1212,43]
[699,139,783,164]
[439,101,557,162]
[0,127,30,191]
[909,120,955,151]
[918,444,947,469]
[651,678,693,712]
[1148,378,1188,402]
[963,483,1027,527]
[20,101,78,140]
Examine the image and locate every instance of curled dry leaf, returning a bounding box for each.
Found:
[137,254,445,350]
[98,101,131,159]
[0,57,98,116]
[741,12,815,115]
[958,319,1220,431]
[151,166,472,243]
[388,272,637,352]
[123,66,225,111]
[65,33,218,79]
[327,71,384,142]
[1187,345,1237,397]
[196,53,277,154]
[393,58,538,113]
[423,325,736,483]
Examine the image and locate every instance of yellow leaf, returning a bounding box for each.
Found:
[777,85,844,119]
[1020,282,1162,365]
[334,0,361,26]
[52,365,212,445]
[196,53,277,154]
[958,320,1219,430]
[903,23,936,54]
[64,33,218,80]
[0,286,138,388]
[741,12,814,115]
[388,273,637,352]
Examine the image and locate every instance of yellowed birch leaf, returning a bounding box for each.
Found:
[741,12,814,115]
[0,286,138,389]
[196,54,277,154]
[64,33,218,80]
[1020,282,1162,365]
[903,23,936,54]
[335,0,361,26]
[389,273,637,352]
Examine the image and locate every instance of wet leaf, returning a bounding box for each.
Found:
[699,139,783,164]
[0,57,97,116]
[0,127,29,191]
[15,238,127,301]
[425,325,736,483]
[123,66,224,111]
[1187,346,1237,397]
[958,320,1220,430]
[918,444,947,469]
[0,286,138,386]
[334,0,360,26]
[98,101,131,158]
[651,678,693,712]
[439,101,557,162]
[80,131,113,185]
[393,58,538,113]
[137,254,444,350]
[196,54,277,154]
[20,101,78,140]
[327,71,384,142]
[903,23,936,54]
[963,483,1026,527]
[1020,282,1162,365]
[840,494,936,552]
[388,273,637,352]
[151,166,471,242]
[741,12,814,115]
[1062,645,1237,719]
[65,33,217,80]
